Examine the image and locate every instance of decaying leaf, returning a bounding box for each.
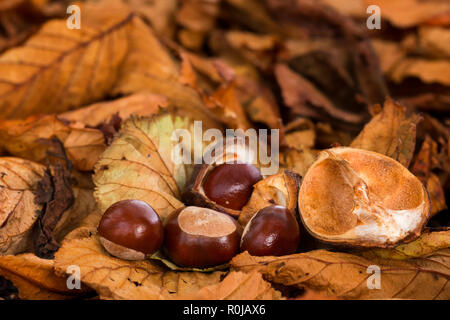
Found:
[0,253,90,300]
[239,170,300,226]
[391,59,450,86]
[33,138,74,259]
[0,1,132,119]
[275,64,365,124]
[111,16,223,129]
[361,228,450,260]
[177,270,283,300]
[351,98,420,167]
[372,0,450,28]
[411,136,447,216]
[0,93,168,171]
[94,114,212,220]
[0,157,44,255]
[231,249,450,299]
[54,230,225,300]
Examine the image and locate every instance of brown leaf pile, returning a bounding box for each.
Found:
[0,0,448,300]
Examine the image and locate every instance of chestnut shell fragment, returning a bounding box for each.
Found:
[298,147,431,248]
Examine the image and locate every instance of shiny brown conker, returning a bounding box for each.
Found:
[163,206,242,268]
[203,163,262,211]
[97,199,164,260]
[241,205,300,256]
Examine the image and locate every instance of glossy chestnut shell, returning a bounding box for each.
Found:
[203,163,263,211]
[98,199,164,258]
[163,206,242,268]
[241,205,300,256]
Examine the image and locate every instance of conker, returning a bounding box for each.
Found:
[97,199,164,260]
[163,206,242,268]
[241,205,300,256]
[203,163,262,210]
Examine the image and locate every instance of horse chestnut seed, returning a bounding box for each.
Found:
[163,206,242,268]
[203,163,262,210]
[98,199,164,260]
[241,205,300,256]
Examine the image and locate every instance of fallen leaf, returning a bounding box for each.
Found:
[0,1,132,119]
[411,136,447,216]
[390,58,450,86]
[0,93,168,171]
[275,64,364,124]
[361,228,450,260]
[112,16,223,129]
[178,270,283,300]
[231,249,450,299]
[0,157,44,255]
[0,253,90,299]
[123,0,177,38]
[54,231,225,300]
[351,98,420,168]
[370,0,450,28]
[94,114,209,220]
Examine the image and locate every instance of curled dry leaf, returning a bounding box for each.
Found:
[275,64,364,124]
[371,0,450,28]
[54,230,225,300]
[0,1,133,119]
[0,157,44,255]
[179,53,251,129]
[111,16,224,130]
[351,98,420,168]
[177,270,283,300]
[231,249,450,299]
[391,59,450,86]
[94,114,211,220]
[0,93,168,171]
[238,170,300,227]
[0,253,91,300]
[361,228,450,260]
[411,136,447,216]
[32,138,74,259]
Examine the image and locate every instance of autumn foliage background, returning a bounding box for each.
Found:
[0,0,449,300]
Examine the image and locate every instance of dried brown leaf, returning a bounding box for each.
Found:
[361,228,450,260]
[275,64,364,124]
[0,93,167,171]
[411,136,447,216]
[112,16,224,129]
[54,231,225,300]
[351,98,420,167]
[178,270,283,300]
[0,1,132,119]
[0,253,90,299]
[370,0,450,28]
[231,249,450,299]
[0,157,44,255]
